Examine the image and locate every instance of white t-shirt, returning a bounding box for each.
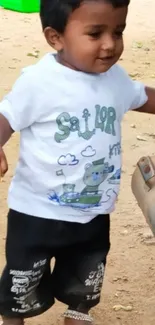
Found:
[0,54,148,223]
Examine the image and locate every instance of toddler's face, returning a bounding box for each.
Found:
[57,1,128,73]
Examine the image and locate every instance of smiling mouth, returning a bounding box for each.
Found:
[99,56,114,61]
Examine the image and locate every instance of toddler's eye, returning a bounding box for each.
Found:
[115,31,123,38]
[88,32,101,39]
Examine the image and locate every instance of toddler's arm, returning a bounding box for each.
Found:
[136,87,155,114]
[0,113,14,177]
[0,113,14,146]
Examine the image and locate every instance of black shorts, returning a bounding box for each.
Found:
[0,210,110,318]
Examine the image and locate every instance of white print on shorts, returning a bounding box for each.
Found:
[10,270,32,276]
[86,293,100,301]
[12,295,42,313]
[85,262,104,300]
[33,259,47,269]
[12,275,30,288]
[11,275,41,295]
[10,269,42,277]
[10,273,42,294]
[13,292,32,302]
[10,260,47,296]
[12,301,42,314]
[11,276,31,295]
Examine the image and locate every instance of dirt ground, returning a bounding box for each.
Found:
[0,0,155,324]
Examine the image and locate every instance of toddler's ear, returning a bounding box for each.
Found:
[44,27,63,52]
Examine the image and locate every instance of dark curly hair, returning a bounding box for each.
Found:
[40,0,130,33]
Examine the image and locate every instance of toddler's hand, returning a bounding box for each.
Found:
[0,146,8,178]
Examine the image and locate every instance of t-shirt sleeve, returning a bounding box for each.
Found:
[0,71,41,132]
[114,65,148,115]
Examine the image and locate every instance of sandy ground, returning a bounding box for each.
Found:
[0,0,155,324]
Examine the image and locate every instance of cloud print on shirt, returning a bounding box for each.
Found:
[81,146,96,157]
[58,154,79,166]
